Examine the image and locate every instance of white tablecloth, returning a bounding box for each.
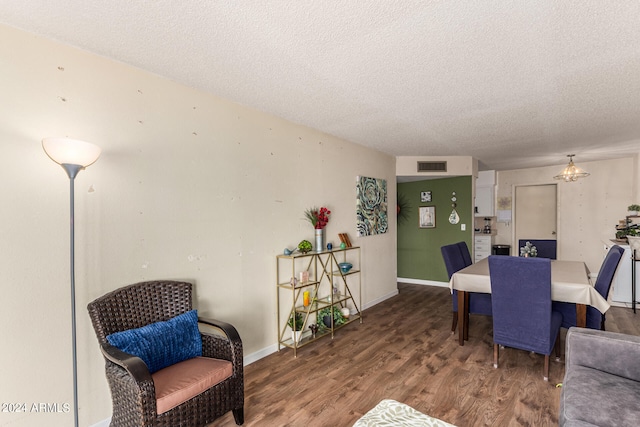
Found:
[449,258,609,314]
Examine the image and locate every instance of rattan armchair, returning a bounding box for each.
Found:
[87,280,244,426]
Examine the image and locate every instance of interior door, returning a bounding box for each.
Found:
[515,184,557,245]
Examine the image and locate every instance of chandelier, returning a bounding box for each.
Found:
[553,154,590,182]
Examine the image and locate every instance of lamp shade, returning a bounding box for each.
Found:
[42,137,101,167]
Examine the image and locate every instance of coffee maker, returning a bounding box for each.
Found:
[483,217,492,234]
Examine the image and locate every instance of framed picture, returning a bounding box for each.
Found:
[421,191,432,202]
[419,206,436,228]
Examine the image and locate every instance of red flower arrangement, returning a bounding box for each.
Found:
[304,206,331,229]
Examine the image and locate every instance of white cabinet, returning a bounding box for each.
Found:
[475,186,494,217]
[474,235,493,262]
[475,170,495,217]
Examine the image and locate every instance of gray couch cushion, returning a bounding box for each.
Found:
[566,328,640,382]
[560,365,640,427]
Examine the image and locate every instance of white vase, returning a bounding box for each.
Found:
[315,228,325,252]
[291,330,302,344]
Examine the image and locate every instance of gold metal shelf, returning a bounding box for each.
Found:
[276,247,362,357]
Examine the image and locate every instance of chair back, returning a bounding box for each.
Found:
[87,280,193,345]
[441,243,468,279]
[518,239,557,259]
[593,245,625,299]
[489,256,554,353]
[456,241,473,266]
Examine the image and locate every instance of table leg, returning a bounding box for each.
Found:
[464,292,470,341]
[457,290,466,346]
[576,304,587,328]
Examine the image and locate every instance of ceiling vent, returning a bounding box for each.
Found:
[417,161,447,173]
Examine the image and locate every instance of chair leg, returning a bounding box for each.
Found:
[451,311,458,333]
[543,355,550,381]
[233,407,244,425]
[493,343,499,369]
[554,334,561,361]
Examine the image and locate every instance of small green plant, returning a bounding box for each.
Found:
[316,306,346,329]
[287,312,304,330]
[298,240,312,253]
[628,204,640,212]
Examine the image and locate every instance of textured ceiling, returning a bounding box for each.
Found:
[2,0,640,171]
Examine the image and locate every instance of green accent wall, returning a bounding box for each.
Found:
[397,176,473,282]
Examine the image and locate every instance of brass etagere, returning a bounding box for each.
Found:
[276,246,362,357]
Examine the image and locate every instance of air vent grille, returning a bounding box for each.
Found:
[417,161,447,172]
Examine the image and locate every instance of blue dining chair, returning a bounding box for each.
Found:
[488,255,563,381]
[552,245,624,330]
[441,242,492,333]
[518,239,557,259]
[456,241,473,266]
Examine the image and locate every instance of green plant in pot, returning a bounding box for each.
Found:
[317,306,346,329]
[287,311,304,330]
[287,312,305,343]
[628,204,640,215]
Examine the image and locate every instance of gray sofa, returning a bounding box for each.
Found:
[560,327,640,427]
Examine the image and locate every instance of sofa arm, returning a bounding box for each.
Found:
[566,327,640,382]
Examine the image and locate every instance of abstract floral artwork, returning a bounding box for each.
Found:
[356,176,388,236]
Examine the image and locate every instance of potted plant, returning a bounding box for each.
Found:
[287,312,305,343]
[627,229,640,255]
[317,306,346,329]
[519,241,538,257]
[628,204,640,216]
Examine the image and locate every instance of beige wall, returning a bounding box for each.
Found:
[496,157,639,272]
[0,25,397,426]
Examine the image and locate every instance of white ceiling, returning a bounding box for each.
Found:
[2,0,640,171]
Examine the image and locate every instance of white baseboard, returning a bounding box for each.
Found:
[244,343,278,366]
[361,288,398,310]
[397,277,450,288]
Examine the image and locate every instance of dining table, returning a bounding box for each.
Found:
[449,257,610,346]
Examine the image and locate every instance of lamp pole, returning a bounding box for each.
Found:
[63,163,82,427]
[43,138,101,427]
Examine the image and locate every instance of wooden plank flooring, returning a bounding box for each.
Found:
[208,283,640,427]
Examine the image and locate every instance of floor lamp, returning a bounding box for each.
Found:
[42,137,101,427]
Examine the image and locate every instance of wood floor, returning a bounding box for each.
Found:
[209,283,640,427]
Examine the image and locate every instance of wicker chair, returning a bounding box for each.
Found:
[87,280,244,426]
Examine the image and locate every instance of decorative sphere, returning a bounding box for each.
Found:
[340,242,347,249]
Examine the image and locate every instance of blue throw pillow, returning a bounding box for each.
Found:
[106,310,202,374]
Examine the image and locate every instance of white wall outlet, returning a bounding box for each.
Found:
[461,224,466,231]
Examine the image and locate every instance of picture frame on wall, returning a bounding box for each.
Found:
[419,206,435,228]
[420,191,432,202]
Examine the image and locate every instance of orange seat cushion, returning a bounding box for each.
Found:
[152,356,233,414]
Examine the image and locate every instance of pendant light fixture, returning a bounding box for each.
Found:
[553,154,590,182]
